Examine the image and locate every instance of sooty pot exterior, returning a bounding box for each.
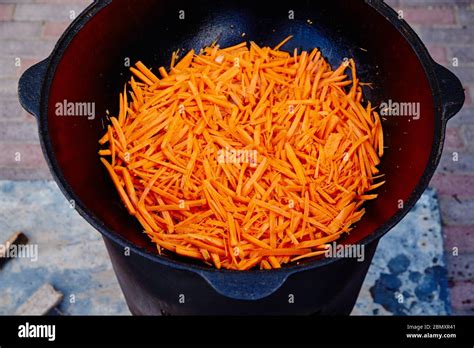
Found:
[104,237,378,315]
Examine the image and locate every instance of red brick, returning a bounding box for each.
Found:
[457,5,474,26]
[34,0,92,4]
[455,68,474,84]
[460,125,474,151]
[0,22,42,40]
[426,44,448,64]
[445,253,474,281]
[0,143,46,168]
[0,4,14,21]
[438,150,474,174]
[0,167,52,180]
[444,127,464,150]
[0,79,19,98]
[450,280,474,313]
[449,46,474,67]
[18,58,40,76]
[384,0,400,8]
[1,39,56,58]
[444,226,474,252]
[0,121,39,142]
[402,7,457,26]
[0,100,29,121]
[0,57,17,79]
[447,106,474,127]
[430,173,474,196]
[42,21,70,38]
[464,86,472,106]
[468,86,474,106]
[14,4,87,22]
[401,0,472,5]
[0,57,41,79]
[438,195,474,225]
[418,27,474,45]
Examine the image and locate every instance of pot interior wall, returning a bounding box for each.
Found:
[46,0,436,265]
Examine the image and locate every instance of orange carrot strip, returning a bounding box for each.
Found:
[98,39,384,271]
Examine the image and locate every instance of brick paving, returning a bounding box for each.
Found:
[0,0,89,180]
[385,0,474,316]
[0,0,472,314]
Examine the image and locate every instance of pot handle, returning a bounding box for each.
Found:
[18,57,50,119]
[197,270,291,300]
[433,62,465,121]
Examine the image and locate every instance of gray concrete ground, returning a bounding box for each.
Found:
[0,180,447,315]
[354,189,449,315]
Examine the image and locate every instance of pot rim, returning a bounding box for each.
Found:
[37,0,446,275]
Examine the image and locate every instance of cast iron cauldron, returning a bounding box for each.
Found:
[18,0,464,315]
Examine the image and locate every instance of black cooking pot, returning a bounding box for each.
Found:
[18,0,464,315]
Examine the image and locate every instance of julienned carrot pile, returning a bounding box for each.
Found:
[98,36,384,270]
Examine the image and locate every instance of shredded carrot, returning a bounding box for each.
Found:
[99,37,384,270]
